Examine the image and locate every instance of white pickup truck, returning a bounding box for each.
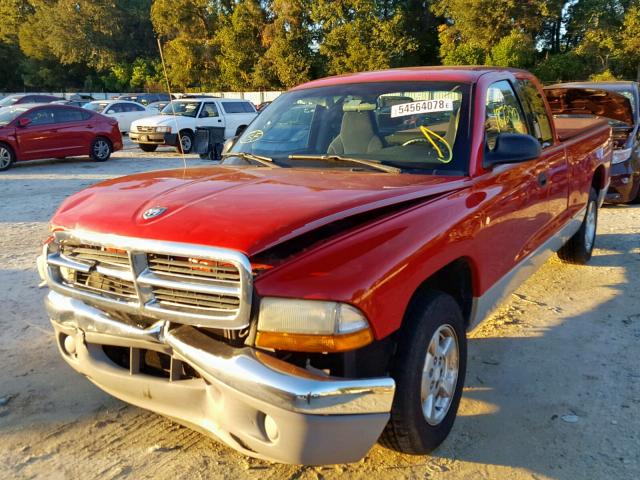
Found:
[129,97,257,153]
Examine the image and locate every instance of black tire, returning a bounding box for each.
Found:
[629,179,640,204]
[90,137,112,162]
[0,142,15,171]
[139,144,158,153]
[175,130,194,154]
[235,125,247,136]
[558,187,598,264]
[380,290,467,454]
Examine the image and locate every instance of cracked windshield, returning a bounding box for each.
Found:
[225,82,469,174]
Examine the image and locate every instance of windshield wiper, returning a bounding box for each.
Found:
[288,154,401,173]
[221,152,278,168]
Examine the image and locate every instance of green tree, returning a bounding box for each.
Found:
[258,0,316,88]
[488,31,536,68]
[311,0,418,75]
[215,0,269,90]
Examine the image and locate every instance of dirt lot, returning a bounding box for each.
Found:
[0,142,638,479]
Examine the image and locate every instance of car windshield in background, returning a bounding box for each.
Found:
[84,102,109,113]
[160,101,201,117]
[0,96,20,108]
[225,81,471,175]
[0,106,28,126]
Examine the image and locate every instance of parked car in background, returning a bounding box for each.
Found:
[52,100,89,108]
[115,93,172,106]
[129,97,257,153]
[146,100,170,114]
[84,100,151,133]
[0,94,62,107]
[0,104,122,171]
[547,81,640,204]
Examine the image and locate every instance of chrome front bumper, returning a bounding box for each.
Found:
[46,290,395,464]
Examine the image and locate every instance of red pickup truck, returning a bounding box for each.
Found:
[38,67,628,465]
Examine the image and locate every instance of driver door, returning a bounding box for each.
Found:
[198,102,225,131]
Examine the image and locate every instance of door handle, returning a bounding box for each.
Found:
[537,172,548,188]
[217,119,222,123]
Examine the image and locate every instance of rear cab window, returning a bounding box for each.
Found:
[222,101,255,114]
[485,80,529,150]
[517,79,554,147]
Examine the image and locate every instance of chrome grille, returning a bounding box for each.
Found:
[45,232,252,329]
[136,126,156,133]
[61,242,129,269]
[73,271,137,299]
[152,287,241,313]
[148,254,240,283]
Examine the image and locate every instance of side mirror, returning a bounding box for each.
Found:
[484,133,541,167]
[17,117,31,128]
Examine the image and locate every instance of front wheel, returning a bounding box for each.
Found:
[175,130,194,154]
[380,290,467,454]
[90,137,112,162]
[0,143,15,171]
[558,187,598,264]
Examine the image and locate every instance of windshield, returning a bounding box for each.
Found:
[0,96,19,108]
[225,81,471,175]
[84,102,109,113]
[0,106,29,126]
[160,101,201,117]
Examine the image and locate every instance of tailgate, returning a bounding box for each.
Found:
[543,87,633,125]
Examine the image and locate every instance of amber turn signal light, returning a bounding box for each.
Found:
[255,328,374,353]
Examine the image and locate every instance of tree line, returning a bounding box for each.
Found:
[1,0,640,93]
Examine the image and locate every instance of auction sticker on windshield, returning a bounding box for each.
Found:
[391,100,453,118]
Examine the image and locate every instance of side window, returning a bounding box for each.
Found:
[242,102,256,113]
[54,108,83,123]
[485,80,528,150]
[108,103,124,113]
[131,103,145,112]
[200,103,219,118]
[25,108,56,126]
[80,110,93,120]
[222,101,247,114]
[517,79,553,147]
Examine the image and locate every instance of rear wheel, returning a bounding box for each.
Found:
[558,187,598,264]
[139,144,158,153]
[90,137,112,162]
[0,143,15,171]
[175,130,194,154]
[380,290,467,454]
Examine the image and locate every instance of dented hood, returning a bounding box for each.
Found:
[544,87,634,125]
[51,166,467,256]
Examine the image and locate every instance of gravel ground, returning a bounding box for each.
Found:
[0,141,638,479]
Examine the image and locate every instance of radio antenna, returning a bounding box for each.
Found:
[157,37,186,170]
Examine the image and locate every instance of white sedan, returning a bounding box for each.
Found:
[84,100,152,133]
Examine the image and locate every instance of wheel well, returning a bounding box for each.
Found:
[93,136,112,148]
[179,129,194,136]
[235,125,248,136]
[592,165,606,193]
[409,258,474,326]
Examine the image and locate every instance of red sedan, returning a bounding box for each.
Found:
[0,104,123,171]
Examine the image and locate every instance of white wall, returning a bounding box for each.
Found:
[0,91,283,104]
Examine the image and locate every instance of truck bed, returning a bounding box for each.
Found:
[553,116,609,142]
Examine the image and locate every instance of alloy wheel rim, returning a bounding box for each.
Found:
[584,200,596,251]
[0,147,11,168]
[421,324,459,426]
[94,140,109,159]
[181,135,192,151]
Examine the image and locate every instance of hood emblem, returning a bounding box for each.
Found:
[142,206,168,220]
